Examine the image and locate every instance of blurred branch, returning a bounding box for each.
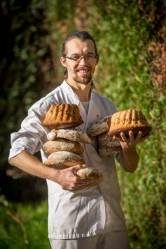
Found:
[0,195,29,244]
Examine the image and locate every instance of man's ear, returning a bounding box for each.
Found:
[60,56,66,67]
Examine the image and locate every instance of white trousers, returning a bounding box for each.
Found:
[49,231,129,249]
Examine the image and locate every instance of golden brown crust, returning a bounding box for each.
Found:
[108,109,152,138]
[42,104,83,129]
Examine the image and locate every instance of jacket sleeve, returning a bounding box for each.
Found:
[8,100,50,159]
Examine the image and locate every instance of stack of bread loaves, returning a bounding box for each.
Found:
[87,109,152,158]
[42,104,102,180]
[87,116,122,157]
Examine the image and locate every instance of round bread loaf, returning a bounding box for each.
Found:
[76,167,102,180]
[47,129,91,144]
[42,104,83,129]
[43,139,84,155]
[108,109,152,139]
[44,151,84,168]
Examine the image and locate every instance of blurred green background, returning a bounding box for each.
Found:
[0,0,165,248]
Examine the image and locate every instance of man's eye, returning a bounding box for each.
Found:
[71,55,81,60]
[87,54,96,58]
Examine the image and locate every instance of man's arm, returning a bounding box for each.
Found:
[9,150,54,179]
[9,150,97,191]
[118,130,142,172]
[120,145,139,172]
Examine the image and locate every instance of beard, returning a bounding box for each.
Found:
[73,74,92,85]
[73,66,93,84]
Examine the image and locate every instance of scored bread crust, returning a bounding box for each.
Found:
[47,129,91,144]
[108,109,152,138]
[87,117,111,137]
[43,139,84,155]
[44,151,84,168]
[42,104,83,129]
[97,133,122,157]
[76,167,103,180]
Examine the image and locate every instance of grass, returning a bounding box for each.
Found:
[0,198,50,249]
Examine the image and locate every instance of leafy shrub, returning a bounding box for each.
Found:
[0,1,165,249]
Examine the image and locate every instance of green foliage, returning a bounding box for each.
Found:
[0,0,165,249]
[86,1,166,248]
[0,197,49,249]
[0,0,47,167]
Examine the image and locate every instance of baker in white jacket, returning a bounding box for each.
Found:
[9,31,143,249]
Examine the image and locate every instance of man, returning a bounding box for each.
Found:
[9,31,142,249]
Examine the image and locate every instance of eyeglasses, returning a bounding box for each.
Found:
[64,53,98,62]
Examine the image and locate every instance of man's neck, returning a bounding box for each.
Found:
[66,80,92,102]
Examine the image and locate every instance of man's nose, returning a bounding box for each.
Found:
[79,56,87,64]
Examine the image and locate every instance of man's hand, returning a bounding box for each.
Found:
[9,151,101,191]
[113,130,140,172]
[50,164,101,191]
[118,130,143,150]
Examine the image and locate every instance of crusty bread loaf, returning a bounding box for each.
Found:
[44,151,84,168]
[76,167,102,180]
[108,109,152,139]
[43,139,84,155]
[42,104,83,129]
[87,117,110,136]
[98,133,121,157]
[98,144,121,157]
[47,129,91,144]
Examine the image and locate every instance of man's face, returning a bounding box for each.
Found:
[60,38,98,85]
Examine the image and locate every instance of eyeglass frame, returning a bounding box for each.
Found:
[63,53,98,62]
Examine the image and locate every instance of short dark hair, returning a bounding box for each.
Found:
[61,31,98,58]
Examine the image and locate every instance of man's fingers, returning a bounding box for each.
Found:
[120,132,127,142]
[112,135,117,141]
[136,131,142,140]
[71,176,101,191]
[71,164,85,175]
[135,131,144,143]
[74,181,98,191]
[128,130,134,143]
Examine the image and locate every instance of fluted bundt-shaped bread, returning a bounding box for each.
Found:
[108,109,151,138]
[42,104,83,129]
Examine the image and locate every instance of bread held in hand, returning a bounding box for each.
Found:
[108,109,152,139]
[43,138,84,155]
[47,129,91,144]
[44,151,84,168]
[76,167,102,181]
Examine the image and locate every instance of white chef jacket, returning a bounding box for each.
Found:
[9,81,127,240]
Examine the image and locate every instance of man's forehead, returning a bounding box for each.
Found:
[65,38,95,53]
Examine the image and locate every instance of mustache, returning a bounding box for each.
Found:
[76,66,91,71]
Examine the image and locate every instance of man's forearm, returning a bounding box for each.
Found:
[122,146,139,172]
[9,150,94,191]
[9,150,58,180]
